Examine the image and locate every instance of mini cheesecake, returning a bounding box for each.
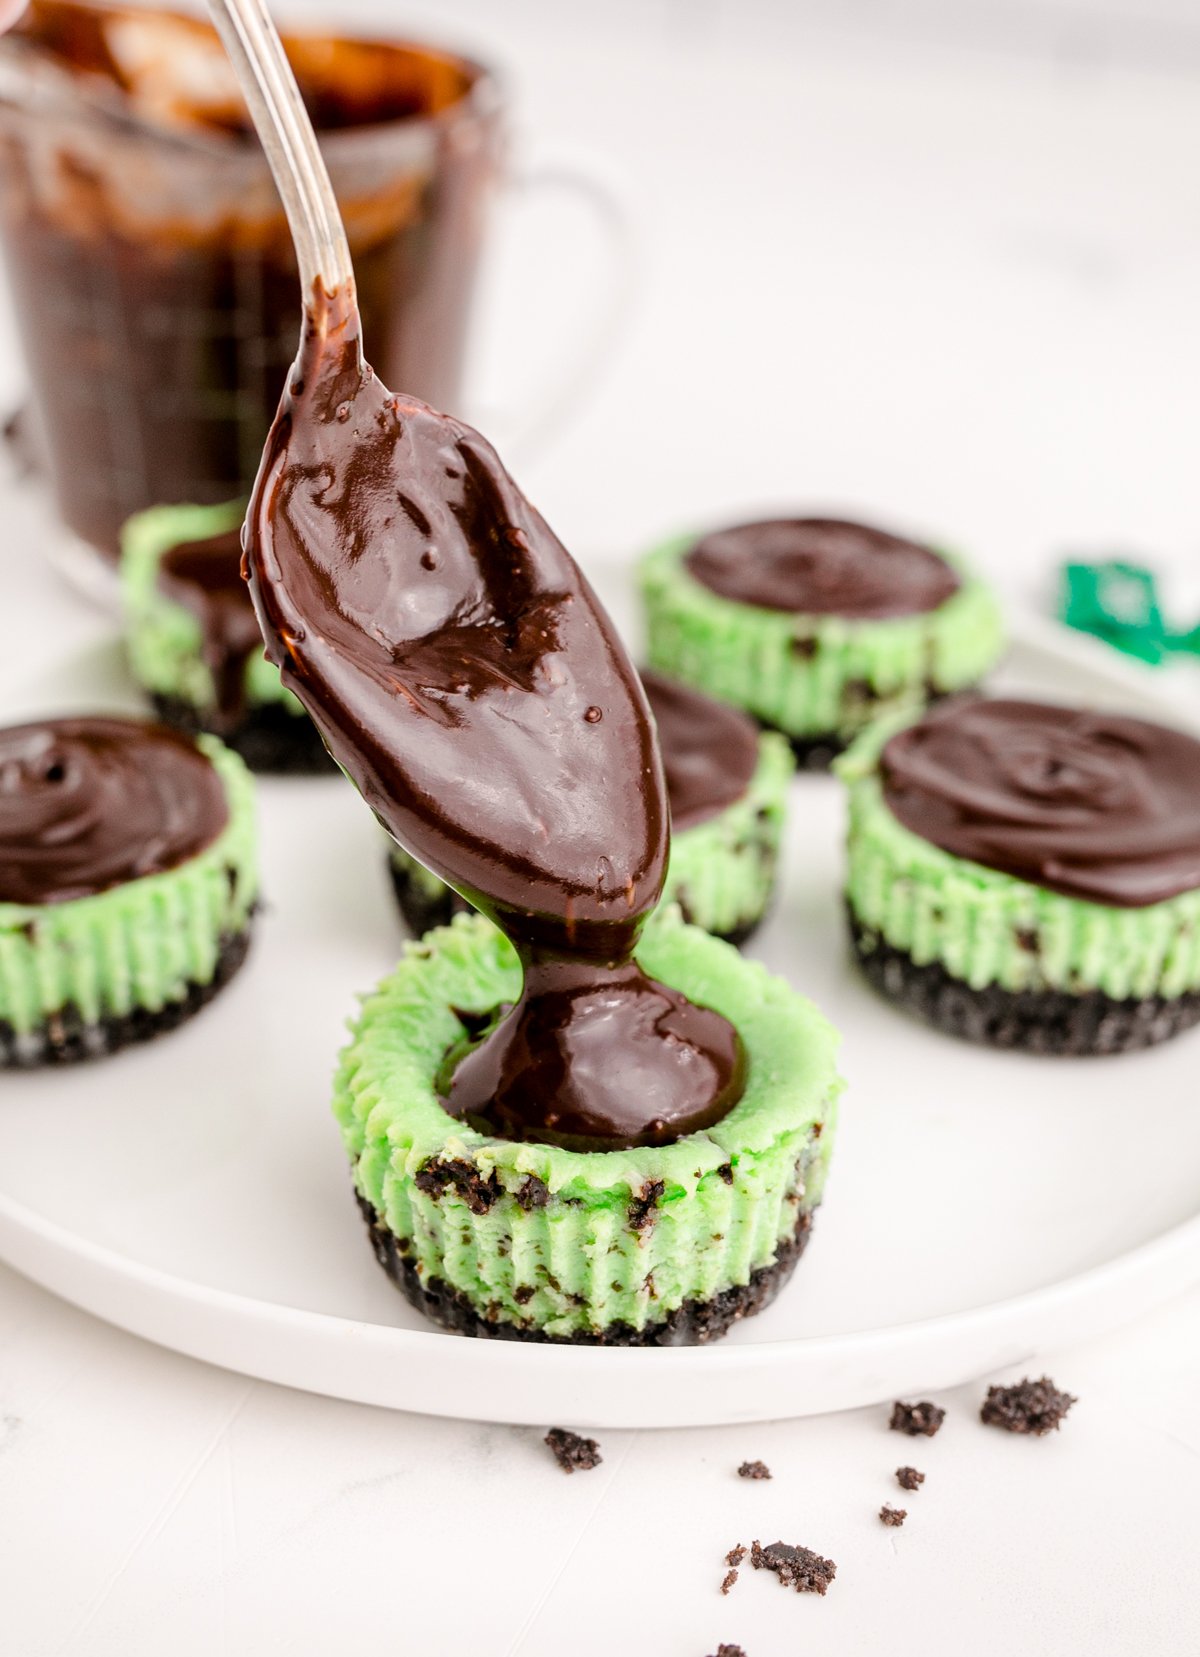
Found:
[0,716,258,1065]
[121,501,333,772]
[840,698,1200,1054]
[388,670,795,945]
[338,910,842,1343]
[640,517,1004,767]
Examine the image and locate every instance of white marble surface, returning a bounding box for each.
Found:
[2,12,1200,1654]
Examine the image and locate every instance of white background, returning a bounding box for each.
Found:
[2,3,1200,1652]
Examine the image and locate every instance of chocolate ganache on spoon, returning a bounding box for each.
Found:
[244,288,744,1150]
[212,0,744,1150]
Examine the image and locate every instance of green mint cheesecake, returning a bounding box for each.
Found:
[840,697,1200,1054]
[0,715,258,1065]
[641,517,1004,768]
[337,910,842,1342]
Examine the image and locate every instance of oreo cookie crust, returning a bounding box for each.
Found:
[358,1191,813,1344]
[0,926,252,1066]
[850,913,1200,1054]
[334,910,842,1344]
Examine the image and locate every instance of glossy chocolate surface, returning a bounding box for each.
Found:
[0,715,228,905]
[642,670,758,832]
[158,524,264,728]
[245,287,744,1148]
[684,517,960,619]
[881,698,1200,907]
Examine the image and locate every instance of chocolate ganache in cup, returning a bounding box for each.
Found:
[880,698,1200,907]
[245,288,745,1152]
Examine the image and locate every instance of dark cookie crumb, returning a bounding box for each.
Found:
[879,1505,907,1527]
[716,1162,734,1185]
[515,1174,550,1212]
[709,1647,747,1657]
[628,1178,665,1232]
[895,1466,925,1491]
[413,1157,501,1215]
[544,1427,602,1473]
[720,1569,738,1595]
[737,1460,771,1481]
[725,1543,747,1567]
[980,1376,1076,1436]
[890,1400,946,1437]
[750,1539,836,1595]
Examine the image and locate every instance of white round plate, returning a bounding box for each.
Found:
[1,591,1198,1428]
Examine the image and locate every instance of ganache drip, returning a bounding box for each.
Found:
[244,286,746,1149]
[881,698,1200,907]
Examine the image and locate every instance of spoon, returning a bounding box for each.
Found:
[206,0,352,315]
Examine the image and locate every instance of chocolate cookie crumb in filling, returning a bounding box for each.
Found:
[544,1427,602,1473]
[879,1505,907,1527]
[980,1377,1077,1435]
[890,1400,946,1437]
[750,1539,836,1596]
[737,1460,771,1481]
[895,1466,925,1491]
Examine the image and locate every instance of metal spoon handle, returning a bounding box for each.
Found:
[205,0,353,298]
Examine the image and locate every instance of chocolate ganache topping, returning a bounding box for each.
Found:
[684,518,960,619]
[0,716,229,906]
[158,525,265,728]
[245,288,745,1150]
[641,670,758,832]
[881,699,1200,908]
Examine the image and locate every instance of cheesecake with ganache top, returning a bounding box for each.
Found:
[840,697,1200,1054]
[0,715,257,1065]
[641,517,1004,767]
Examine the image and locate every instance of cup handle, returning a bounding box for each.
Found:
[475,142,638,463]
